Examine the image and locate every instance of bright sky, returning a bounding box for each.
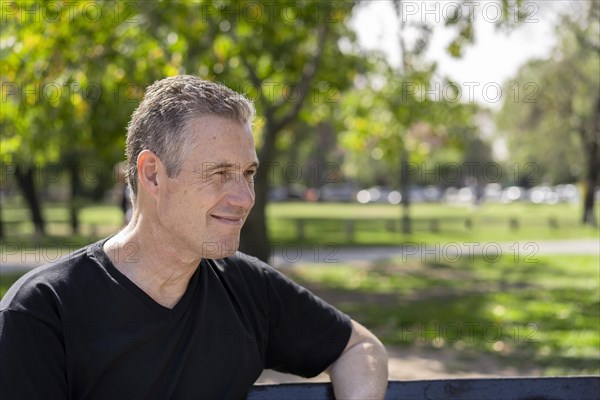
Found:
[350,1,569,106]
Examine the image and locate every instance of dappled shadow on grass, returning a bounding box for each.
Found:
[284,255,600,375]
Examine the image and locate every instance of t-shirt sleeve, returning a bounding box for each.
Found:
[261,265,352,378]
[0,310,67,399]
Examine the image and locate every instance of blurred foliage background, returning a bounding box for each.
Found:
[1,0,598,257]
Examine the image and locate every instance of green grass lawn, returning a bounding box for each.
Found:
[2,201,598,252]
[3,201,596,259]
[267,202,600,246]
[283,254,600,375]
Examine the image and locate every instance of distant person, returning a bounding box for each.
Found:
[0,76,388,399]
[113,161,133,225]
[466,176,484,206]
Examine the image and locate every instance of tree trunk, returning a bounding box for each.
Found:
[237,26,330,262]
[240,122,278,262]
[240,169,270,262]
[314,122,335,189]
[67,161,81,235]
[400,145,412,234]
[581,97,599,226]
[582,175,597,226]
[0,196,4,239]
[14,165,45,236]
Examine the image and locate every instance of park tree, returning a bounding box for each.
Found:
[338,59,479,230]
[1,1,363,259]
[497,1,599,225]
[1,1,162,235]
[337,0,532,232]
[135,1,364,261]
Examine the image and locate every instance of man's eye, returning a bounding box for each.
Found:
[245,170,256,182]
[215,171,232,180]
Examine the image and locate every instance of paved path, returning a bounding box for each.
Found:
[270,239,599,267]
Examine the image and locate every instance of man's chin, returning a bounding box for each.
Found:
[200,239,239,259]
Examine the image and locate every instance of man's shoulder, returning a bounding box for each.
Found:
[217,251,280,276]
[207,252,288,291]
[0,241,99,316]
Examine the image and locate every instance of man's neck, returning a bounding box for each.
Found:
[103,218,201,309]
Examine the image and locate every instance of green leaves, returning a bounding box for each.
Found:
[497,2,599,184]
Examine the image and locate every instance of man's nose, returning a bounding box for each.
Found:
[226,176,255,210]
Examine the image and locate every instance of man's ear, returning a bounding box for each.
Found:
[137,150,163,198]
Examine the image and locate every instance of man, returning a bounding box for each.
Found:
[0,76,388,399]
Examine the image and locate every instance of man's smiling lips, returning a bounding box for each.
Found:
[210,214,244,225]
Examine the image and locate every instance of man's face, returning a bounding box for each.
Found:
[155,116,258,259]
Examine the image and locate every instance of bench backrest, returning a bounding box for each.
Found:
[248,377,600,400]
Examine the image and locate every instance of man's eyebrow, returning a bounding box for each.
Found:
[202,162,236,172]
[198,161,260,172]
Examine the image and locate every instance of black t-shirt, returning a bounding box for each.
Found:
[0,239,352,400]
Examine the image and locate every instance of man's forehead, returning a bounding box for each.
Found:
[186,116,252,136]
[185,117,255,148]
[183,117,259,169]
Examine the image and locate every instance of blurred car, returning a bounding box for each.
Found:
[501,186,526,203]
[483,183,503,202]
[268,184,306,201]
[422,185,443,202]
[526,186,558,204]
[356,186,402,204]
[554,184,579,203]
[319,183,359,202]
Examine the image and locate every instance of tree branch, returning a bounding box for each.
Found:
[229,21,268,111]
[271,23,330,133]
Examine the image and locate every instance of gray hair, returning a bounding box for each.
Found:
[125,75,255,199]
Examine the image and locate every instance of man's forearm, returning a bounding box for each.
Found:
[329,338,388,400]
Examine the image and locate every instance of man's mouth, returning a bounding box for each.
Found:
[210,214,244,225]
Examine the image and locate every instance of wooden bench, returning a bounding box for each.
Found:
[248,377,600,400]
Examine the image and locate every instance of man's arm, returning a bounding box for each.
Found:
[326,319,388,400]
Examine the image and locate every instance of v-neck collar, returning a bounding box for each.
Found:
[89,238,201,322]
